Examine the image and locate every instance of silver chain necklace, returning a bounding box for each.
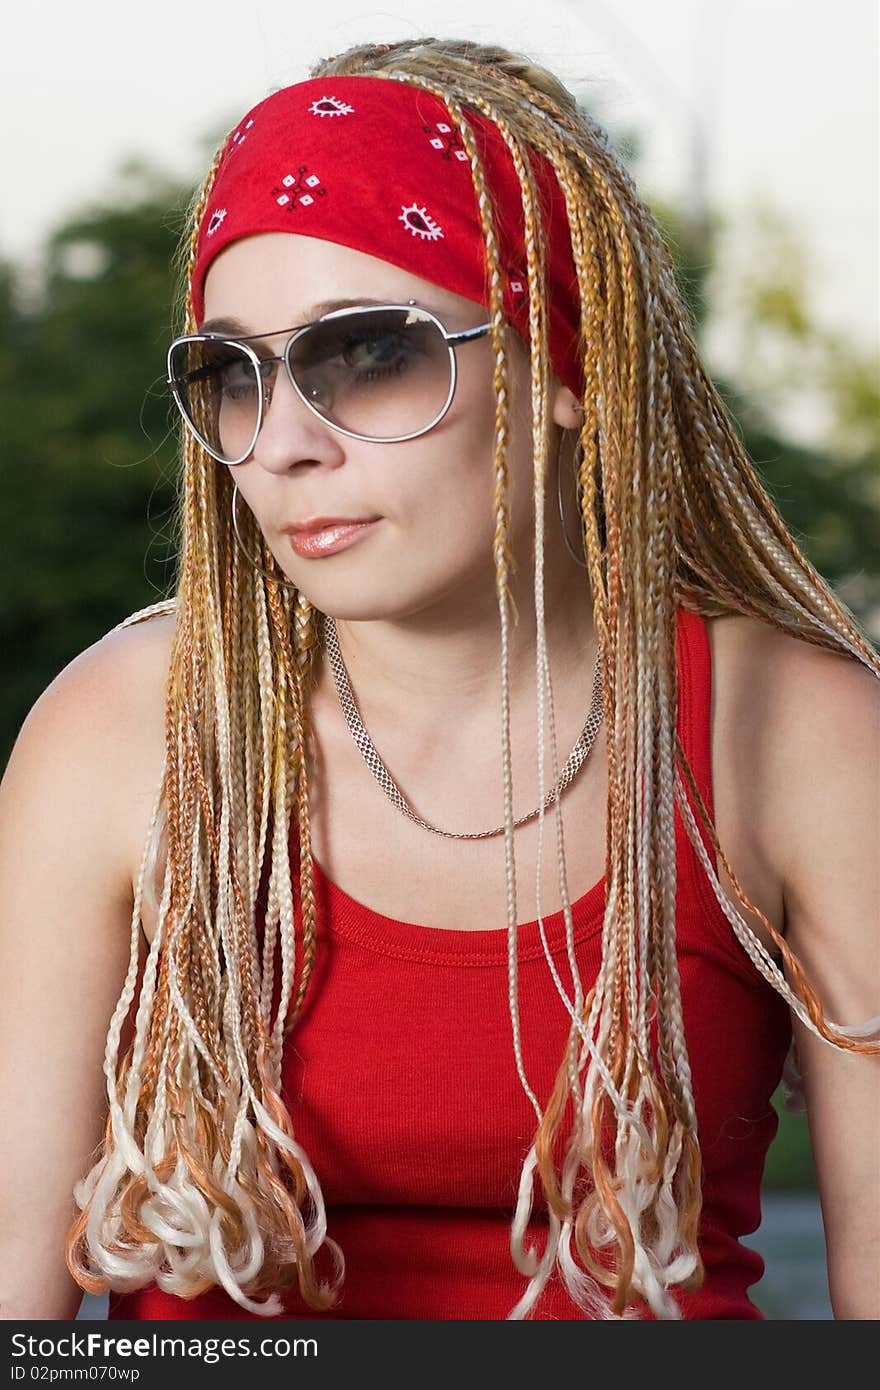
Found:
[321,612,605,841]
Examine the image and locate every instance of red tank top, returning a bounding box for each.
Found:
[109,606,792,1320]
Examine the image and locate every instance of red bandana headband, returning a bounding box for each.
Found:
[190,74,585,400]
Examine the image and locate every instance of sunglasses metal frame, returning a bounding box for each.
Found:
[167,298,494,461]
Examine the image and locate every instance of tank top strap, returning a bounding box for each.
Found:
[674,603,720,882]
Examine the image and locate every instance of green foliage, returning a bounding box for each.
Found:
[704,375,879,596]
[640,193,880,636]
[0,171,191,765]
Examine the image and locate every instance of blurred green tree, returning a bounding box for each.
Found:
[700,199,880,633]
[0,162,189,763]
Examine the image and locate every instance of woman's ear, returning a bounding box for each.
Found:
[550,381,584,430]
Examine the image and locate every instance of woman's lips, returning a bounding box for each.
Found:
[285,518,381,558]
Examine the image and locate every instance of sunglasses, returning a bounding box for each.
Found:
[166,299,494,462]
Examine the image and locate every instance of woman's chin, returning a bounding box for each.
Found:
[290,584,454,626]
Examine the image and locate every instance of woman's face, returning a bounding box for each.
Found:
[200,232,581,622]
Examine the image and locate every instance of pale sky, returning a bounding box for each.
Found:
[3,0,877,440]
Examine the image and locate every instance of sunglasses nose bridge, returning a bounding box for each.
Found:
[255,351,295,410]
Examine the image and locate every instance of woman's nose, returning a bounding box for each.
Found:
[250,362,344,473]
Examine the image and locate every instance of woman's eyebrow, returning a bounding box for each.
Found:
[197,297,416,335]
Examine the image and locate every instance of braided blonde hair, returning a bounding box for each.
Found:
[66,37,880,1320]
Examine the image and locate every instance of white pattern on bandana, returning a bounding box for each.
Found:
[309,96,355,117]
[272,168,327,209]
[399,204,444,241]
[423,120,469,163]
[230,119,254,151]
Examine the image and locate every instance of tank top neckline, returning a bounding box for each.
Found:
[310,848,607,965]
[299,605,712,968]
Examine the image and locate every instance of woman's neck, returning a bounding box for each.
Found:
[316,566,597,763]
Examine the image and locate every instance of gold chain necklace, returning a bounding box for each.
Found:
[321,612,604,840]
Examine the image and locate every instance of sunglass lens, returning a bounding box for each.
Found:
[169,339,261,462]
[288,308,453,439]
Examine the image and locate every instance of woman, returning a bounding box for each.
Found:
[0,38,877,1322]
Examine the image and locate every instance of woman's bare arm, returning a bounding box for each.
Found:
[0,623,166,1319]
[762,632,880,1320]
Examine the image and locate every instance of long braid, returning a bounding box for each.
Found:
[67,36,880,1322]
[66,150,343,1315]
[287,590,321,1029]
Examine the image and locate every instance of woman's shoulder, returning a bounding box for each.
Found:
[36,600,177,700]
[702,605,875,734]
[86,604,177,907]
[45,602,176,771]
[15,603,177,917]
[705,606,878,753]
[13,601,176,772]
[704,606,878,927]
